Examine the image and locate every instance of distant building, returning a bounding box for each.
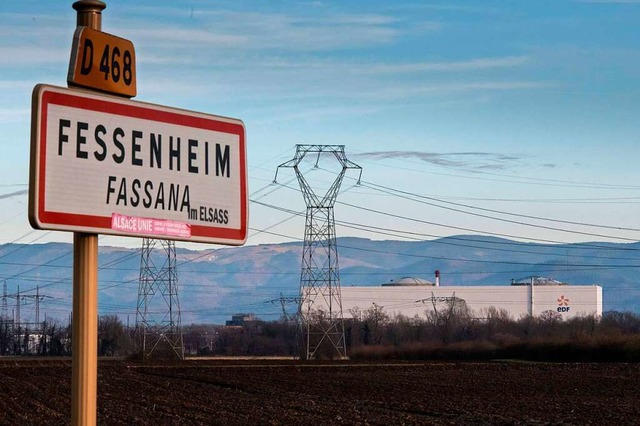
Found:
[225,313,257,327]
[310,273,603,320]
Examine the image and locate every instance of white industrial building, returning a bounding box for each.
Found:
[325,274,603,320]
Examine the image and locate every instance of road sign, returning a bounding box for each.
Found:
[29,84,248,245]
[68,27,137,97]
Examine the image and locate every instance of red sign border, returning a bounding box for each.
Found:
[29,84,248,245]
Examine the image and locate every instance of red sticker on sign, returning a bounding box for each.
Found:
[111,213,191,238]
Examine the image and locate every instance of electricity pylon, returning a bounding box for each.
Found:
[136,238,184,360]
[275,145,361,359]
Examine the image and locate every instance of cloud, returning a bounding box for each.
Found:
[576,0,640,3]
[324,14,400,26]
[355,81,552,102]
[0,108,29,123]
[354,151,525,171]
[134,54,547,106]
[0,189,28,200]
[0,47,69,67]
[251,55,529,74]
[123,28,248,48]
[113,8,412,53]
[0,13,73,68]
[390,4,498,14]
[361,56,529,74]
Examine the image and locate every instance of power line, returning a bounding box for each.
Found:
[359,179,640,233]
[251,198,640,260]
[269,180,640,249]
[246,226,640,270]
[351,150,640,191]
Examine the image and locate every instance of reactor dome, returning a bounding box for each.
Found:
[381,276,434,287]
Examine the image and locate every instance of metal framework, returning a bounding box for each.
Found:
[0,284,51,355]
[416,295,464,305]
[136,238,184,360]
[269,293,300,323]
[418,292,468,321]
[275,145,362,359]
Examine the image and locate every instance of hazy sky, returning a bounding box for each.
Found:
[1,0,640,250]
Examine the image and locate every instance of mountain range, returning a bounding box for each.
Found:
[1,235,637,324]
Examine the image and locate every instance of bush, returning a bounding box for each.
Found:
[349,344,397,361]
[350,336,640,362]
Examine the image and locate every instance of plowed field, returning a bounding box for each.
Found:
[0,358,638,425]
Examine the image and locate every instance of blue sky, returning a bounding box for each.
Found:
[1,0,640,249]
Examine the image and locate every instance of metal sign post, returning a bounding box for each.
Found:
[70,2,104,425]
[72,231,98,425]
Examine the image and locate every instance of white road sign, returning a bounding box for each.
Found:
[29,84,248,245]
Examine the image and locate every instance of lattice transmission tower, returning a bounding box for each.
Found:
[136,238,184,360]
[275,145,361,359]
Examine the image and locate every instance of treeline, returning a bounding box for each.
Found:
[345,304,640,362]
[2,305,639,361]
[184,305,640,361]
[0,315,134,357]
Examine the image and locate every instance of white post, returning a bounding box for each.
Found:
[529,276,535,316]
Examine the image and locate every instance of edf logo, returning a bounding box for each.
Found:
[557,295,571,313]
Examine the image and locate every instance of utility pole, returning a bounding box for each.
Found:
[1,281,7,319]
[15,286,20,335]
[35,285,40,324]
[275,144,361,359]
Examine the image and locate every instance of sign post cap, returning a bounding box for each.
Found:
[72,1,106,29]
[72,0,106,13]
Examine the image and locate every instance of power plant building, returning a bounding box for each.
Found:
[333,274,603,320]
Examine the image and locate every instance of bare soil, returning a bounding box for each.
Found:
[0,358,638,425]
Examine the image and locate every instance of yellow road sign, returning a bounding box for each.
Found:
[67,27,137,97]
